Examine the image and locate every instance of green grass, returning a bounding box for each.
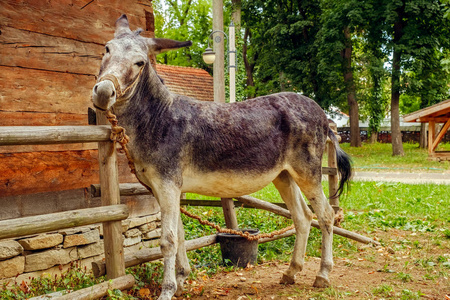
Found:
[336,142,450,172]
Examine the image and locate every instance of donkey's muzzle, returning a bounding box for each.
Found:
[92,80,116,111]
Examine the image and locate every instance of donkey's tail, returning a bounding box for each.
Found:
[327,128,352,199]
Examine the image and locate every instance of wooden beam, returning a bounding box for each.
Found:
[235,195,379,245]
[431,118,450,152]
[49,275,135,300]
[221,198,238,229]
[91,183,150,197]
[403,99,450,122]
[0,205,128,240]
[96,111,126,280]
[0,126,111,146]
[92,235,218,277]
[418,116,450,123]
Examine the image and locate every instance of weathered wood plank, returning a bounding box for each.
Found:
[0,66,94,113]
[0,143,98,154]
[0,126,111,145]
[48,274,135,300]
[0,0,147,44]
[0,150,137,197]
[0,204,129,240]
[0,111,88,127]
[0,26,103,75]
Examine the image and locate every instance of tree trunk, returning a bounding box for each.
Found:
[369,131,378,144]
[243,27,256,98]
[419,123,427,149]
[341,27,361,147]
[391,4,405,156]
[231,0,241,30]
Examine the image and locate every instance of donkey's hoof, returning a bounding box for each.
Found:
[175,287,184,297]
[313,275,330,288]
[280,274,295,285]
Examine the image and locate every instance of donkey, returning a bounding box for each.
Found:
[92,14,351,300]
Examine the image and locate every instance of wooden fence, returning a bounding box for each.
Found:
[0,112,134,299]
[0,121,378,299]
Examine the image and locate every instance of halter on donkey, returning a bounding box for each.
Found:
[92,14,352,300]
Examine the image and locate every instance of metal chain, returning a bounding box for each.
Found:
[105,110,295,241]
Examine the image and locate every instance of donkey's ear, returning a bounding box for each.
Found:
[115,14,132,37]
[147,38,192,55]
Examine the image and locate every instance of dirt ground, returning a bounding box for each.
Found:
[174,230,449,299]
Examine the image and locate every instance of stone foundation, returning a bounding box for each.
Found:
[0,212,161,284]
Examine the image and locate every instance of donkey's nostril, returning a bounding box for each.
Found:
[94,85,98,94]
[111,90,115,97]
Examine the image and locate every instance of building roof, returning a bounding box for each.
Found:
[155,64,213,102]
[403,99,450,123]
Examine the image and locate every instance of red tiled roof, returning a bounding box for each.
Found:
[155,64,214,102]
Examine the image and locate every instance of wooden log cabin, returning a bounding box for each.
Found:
[0,0,213,220]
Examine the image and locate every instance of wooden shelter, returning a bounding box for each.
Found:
[403,99,450,161]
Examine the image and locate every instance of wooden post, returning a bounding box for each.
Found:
[428,120,435,155]
[96,111,126,279]
[221,197,238,229]
[328,123,339,208]
[212,0,225,104]
[212,0,237,229]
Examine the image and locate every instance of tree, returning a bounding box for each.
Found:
[241,0,323,99]
[153,0,212,69]
[318,0,377,147]
[384,0,450,155]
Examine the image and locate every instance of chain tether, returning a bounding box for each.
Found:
[105,110,295,241]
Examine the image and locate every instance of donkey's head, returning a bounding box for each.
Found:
[92,14,192,111]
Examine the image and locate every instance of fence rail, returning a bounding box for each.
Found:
[0,125,111,145]
[0,119,131,299]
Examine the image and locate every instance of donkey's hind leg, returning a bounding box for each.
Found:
[273,171,314,284]
[175,214,191,296]
[297,178,335,288]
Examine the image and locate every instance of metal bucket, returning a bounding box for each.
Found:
[216,229,259,267]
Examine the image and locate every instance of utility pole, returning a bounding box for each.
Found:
[213,0,238,229]
[212,0,225,103]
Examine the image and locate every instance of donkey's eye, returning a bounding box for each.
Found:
[135,61,145,67]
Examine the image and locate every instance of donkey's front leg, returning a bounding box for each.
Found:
[156,187,181,300]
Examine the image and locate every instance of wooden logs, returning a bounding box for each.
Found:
[236,195,379,245]
[92,234,217,277]
[52,274,135,300]
[0,126,111,145]
[0,205,128,240]
[91,183,150,197]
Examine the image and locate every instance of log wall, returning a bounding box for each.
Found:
[0,1,155,214]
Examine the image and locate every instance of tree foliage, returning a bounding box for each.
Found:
[153,0,450,151]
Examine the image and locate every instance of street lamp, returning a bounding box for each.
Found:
[202,47,216,64]
[202,21,236,103]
